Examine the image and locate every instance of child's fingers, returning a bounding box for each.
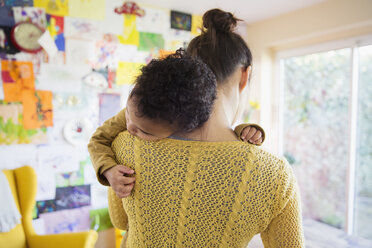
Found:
[115,183,134,198]
[117,165,135,175]
[241,127,253,141]
[249,131,262,143]
[118,175,135,185]
[252,138,263,145]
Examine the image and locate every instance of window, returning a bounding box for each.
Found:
[278,36,372,239]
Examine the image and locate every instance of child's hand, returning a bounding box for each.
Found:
[241,126,263,145]
[103,165,135,198]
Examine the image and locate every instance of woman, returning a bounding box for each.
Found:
[107,9,304,247]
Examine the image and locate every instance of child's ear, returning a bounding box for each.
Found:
[239,66,251,93]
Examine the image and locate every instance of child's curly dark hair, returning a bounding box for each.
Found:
[130,49,217,132]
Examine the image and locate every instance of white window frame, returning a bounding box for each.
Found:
[275,34,372,235]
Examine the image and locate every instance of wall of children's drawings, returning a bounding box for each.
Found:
[0,0,202,235]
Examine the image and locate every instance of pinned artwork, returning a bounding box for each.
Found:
[170,10,192,31]
[82,71,108,89]
[55,185,91,210]
[46,14,64,51]
[21,89,53,129]
[116,61,144,85]
[0,6,15,27]
[69,0,105,21]
[191,15,202,36]
[63,118,94,146]
[12,6,47,28]
[34,0,69,16]
[64,17,102,40]
[91,34,119,69]
[98,93,121,125]
[1,60,35,102]
[37,144,79,173]
[136,7,167,34]
[55,165,85,187]
[37,29,58,57]
[36,200,58,214]
[114,1,145,17]
[138,32,164,52]
[39,206,91,234]
[118,14,139,46]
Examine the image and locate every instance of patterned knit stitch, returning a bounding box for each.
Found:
[109,131,305,248]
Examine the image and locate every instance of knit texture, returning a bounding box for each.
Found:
[109,131,305,248]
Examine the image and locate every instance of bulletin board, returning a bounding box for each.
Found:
[0,0,202,235]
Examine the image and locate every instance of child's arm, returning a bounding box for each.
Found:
[88,109,135,197]
[234,123,265,145]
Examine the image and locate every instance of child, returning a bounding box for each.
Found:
[88,50,265,198]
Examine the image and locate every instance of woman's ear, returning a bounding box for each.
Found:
[238,66,251,93]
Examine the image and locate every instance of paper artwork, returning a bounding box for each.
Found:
[118,14,139,46]
[63,118,94,146]
[91,34,119,69]
[1,60,35,102]
[82,71,108,89]
[2,0,34,6]
[0,6,15,27]
[35,166,56,201]
[64,17,102,40]
[39,206,91,234]
[56,166,84,187]
[136,7,167,34]
[34,0,69,16]
[37,144,79,173]
[116,61,144,85]
[98,93,121,125]
[21,89,53,129]
[36,63,90,92]
[69,0,105,21]
[0,103,48,145]
[55,185,91,210]
[38,30,58,57]
[138,32,164,51]
[46,14,64,51]
[114,1,144,16]
[65,38,94,65]
[36,199,57,214]
[170,10,192,31]
[12,7,47,28]
[191,15,202,36]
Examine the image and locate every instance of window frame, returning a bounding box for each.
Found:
[275,34,372,235]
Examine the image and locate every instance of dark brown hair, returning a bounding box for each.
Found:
[187,9,252,83]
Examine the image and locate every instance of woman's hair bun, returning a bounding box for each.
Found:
[202,9,239,33]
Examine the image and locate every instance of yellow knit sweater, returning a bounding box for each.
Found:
[109,131,304,248]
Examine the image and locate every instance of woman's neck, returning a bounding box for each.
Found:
[174,91,239,142]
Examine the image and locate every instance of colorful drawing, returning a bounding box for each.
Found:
[116,61,144,85]
[36,199,58,214]
[118,14,139,46]
[55,163,85,187]
[69,0,105,21]
[21,89,53,129]
[170,11,191,31]
[1,60,35,102]
[114,1,144,17]
[46,14,64,51]
[55,185,91,210]
[39,206,91,234]
[12,7,47,28]
[64,17,102,39]
[63,118,94,146]
[191,15,202,36]
[91,34,118,69]
[34,0,69,16]
[138,32,164,51]
[0,103,48,144]
[98,93,121,125]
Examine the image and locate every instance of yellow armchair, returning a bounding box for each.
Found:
[0,166,98,248]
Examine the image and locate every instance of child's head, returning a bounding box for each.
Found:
[125,49,217,141]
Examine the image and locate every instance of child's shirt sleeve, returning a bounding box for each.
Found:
[88,108,127,186]
[234,123,266,145]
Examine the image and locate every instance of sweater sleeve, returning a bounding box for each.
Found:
[87,108,127,186]
[108,187,128,230]
[234,123,265,146]
[261,160,305,247]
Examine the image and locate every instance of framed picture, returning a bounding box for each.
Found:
[170,10,191,31]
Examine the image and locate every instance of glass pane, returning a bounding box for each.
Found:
[282,48,351,229]
[354,44,372,240]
